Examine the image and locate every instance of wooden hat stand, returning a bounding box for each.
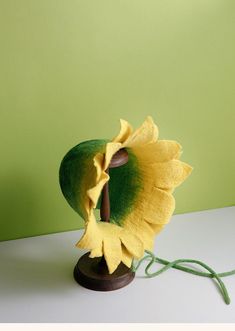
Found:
[73,149,135,291]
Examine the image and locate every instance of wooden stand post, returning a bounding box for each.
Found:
[73,149,135,291]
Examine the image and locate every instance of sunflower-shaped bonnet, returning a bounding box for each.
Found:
[59,117,192,274]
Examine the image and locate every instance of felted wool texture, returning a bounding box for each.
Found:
[59,116,193,274]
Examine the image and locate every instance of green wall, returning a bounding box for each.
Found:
[0,0,234,241]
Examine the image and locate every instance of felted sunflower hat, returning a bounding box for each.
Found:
[59,116,192,274]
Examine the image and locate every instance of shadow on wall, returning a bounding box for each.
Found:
[0,171,45,241]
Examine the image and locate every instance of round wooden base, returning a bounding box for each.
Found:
[74,253,135,291]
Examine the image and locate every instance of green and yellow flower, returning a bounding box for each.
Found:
[59,117,192,273]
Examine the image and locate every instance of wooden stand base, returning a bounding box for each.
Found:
[74,252,135,291]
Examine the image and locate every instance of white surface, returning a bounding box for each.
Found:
[0,207,234,323]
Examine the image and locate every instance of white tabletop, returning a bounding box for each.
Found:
[0,207,234,323]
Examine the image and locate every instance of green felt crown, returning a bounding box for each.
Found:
[59,139,143,226]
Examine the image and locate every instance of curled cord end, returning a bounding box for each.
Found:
[132,250,235,305]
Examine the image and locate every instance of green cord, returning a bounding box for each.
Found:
[131,250,235,305]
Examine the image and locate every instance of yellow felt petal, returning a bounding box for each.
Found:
[76,212,102,250]
[131,140,182,164]
[103,142,122,170]
[123,116,159,148]
[89,246,103,258]
[112,119,133,144]
[174,149,183,160]
[141,187,175,225]
[87,171,109,209]
[118,185,175,252]
[103,237,122,274]
[93,152,105,181]
[121,246,133,268]
[151,160,193,189]
[147,223,165,235]
[155,140,182,161]
[120,230,144,259]
[98,220,123,236]
[123,216,155,251]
